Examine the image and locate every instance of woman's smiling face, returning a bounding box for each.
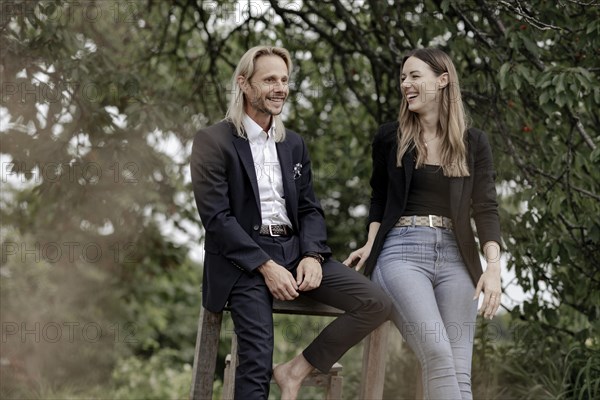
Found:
[401,56,448,115]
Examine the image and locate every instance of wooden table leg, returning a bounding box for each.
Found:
[222,334,238,400]
[326,374,343,400]
[190,307,223,400]
[359,321,390,400]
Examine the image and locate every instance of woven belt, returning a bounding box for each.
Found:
[396,215,454,230]
[259,224,293,237]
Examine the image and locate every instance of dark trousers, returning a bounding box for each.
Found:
[228,235,392,399]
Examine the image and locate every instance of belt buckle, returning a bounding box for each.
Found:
[429,215,433,228]
[268,224,281,237]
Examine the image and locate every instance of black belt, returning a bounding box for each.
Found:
[259,224,294,237]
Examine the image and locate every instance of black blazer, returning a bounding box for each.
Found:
[364,121,501,285]
[190,120,332,312]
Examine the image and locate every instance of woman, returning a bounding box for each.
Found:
[344,48,502,399]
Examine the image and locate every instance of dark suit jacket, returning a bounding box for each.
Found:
[364,121,501,285]
[191,120,332,312]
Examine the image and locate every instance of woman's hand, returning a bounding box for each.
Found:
[343,243,373,271]
[473,262,501,319]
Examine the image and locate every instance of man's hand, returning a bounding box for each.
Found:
[296,257,323,291]
[258,260,299,300]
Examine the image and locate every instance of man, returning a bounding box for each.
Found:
[191,45,391,400]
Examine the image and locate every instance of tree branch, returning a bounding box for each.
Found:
[450,3,495,48]
[498,0,566,32]
[570,112,597,150]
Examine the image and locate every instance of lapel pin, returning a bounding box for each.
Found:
[293,163,302,180]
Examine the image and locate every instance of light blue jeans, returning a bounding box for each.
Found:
[372,226,478,400]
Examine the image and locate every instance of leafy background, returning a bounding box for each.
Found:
[1,1,598,399]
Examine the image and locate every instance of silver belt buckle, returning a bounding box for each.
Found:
[268,224,281,237]
[429,215,434,228]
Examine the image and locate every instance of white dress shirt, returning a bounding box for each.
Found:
[242,115,292,228]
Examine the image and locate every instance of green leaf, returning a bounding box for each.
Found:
[440,0,451,13]
[513,73,522,90]
[516,64,534,85]
[576,67,593,82]
[544,308,559,326]
[499,62,511,90]
[556,74,566,94]
[539,91,551,105]
[591,146,600,163]
[550,242,559,258]
[549,194,565,215]
[522,37,540,58]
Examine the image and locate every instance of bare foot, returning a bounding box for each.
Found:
[273,355,313,400]
[273,363,300,400]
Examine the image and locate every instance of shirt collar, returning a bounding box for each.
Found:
[243,114,274,142]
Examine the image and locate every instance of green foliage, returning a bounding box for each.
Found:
[0,229,125,396]
[112,349,192,400]
[119,223,201,359]
[490,321,600,399]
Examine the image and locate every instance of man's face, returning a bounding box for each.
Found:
[241,55,289,118]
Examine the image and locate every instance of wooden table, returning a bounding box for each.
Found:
[190,295,390,399]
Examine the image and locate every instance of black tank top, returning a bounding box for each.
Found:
[403,164,451,218]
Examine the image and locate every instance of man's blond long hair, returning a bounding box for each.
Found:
[397,48,470,177]
[225,46,292,142]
